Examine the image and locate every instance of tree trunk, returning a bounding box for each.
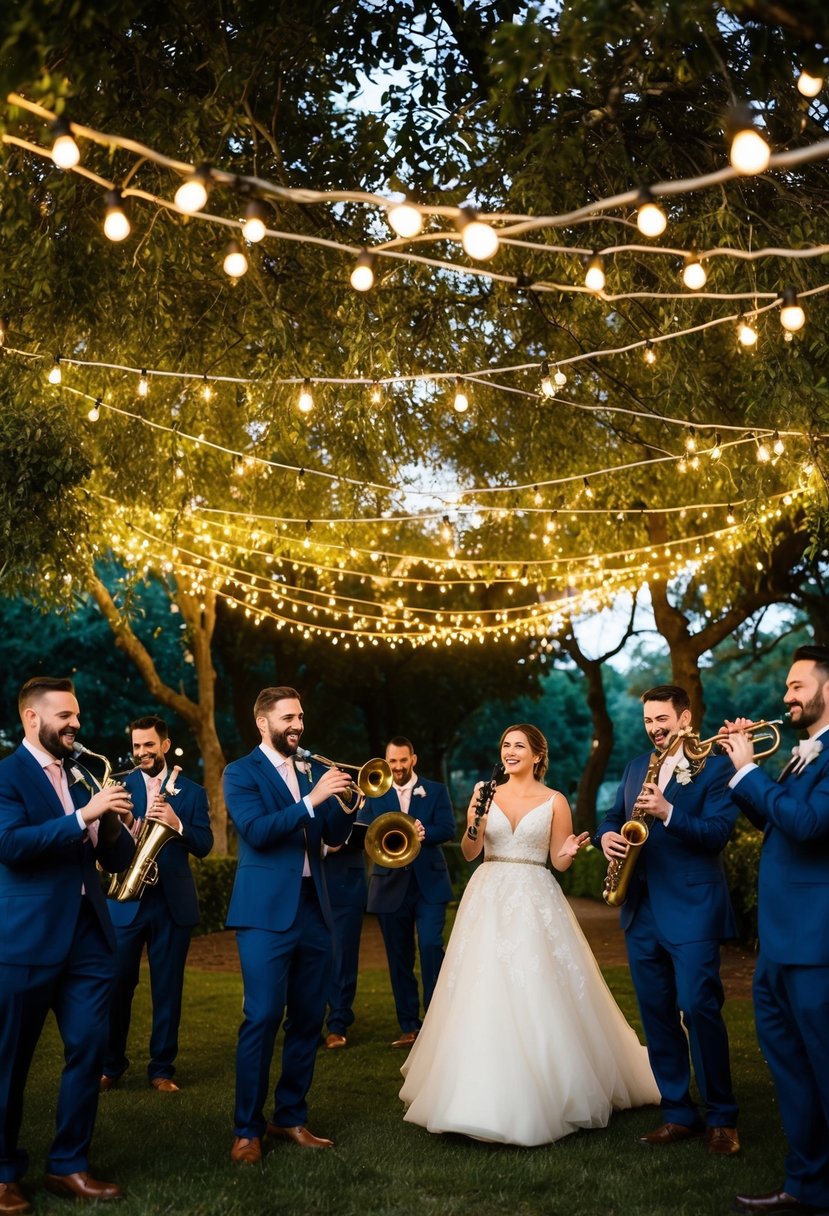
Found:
[87,573,228,853]
[572,656,614,834]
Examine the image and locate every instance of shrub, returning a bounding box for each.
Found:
[723,819,762,946]
[191,856,237,935]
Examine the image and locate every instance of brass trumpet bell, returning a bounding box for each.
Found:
[365,811,421,868]
[356,758,393,800]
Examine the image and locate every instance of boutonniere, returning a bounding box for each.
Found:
[165,765,182,797]
[792,737,824,775]
[413,785,426,798]
[673,757,693,786]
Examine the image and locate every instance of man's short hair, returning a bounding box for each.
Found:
[253,686,301,719]
[386,735,414,753]
[129,714,169,741]
[793,644,829,682]
[18,676,74,714]
[640,684,691,714]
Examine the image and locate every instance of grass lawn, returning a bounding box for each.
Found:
[18,961,784,1216]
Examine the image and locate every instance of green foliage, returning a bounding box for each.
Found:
[190,854,236,935]
[723,817,762,945]
[556,843,608,899]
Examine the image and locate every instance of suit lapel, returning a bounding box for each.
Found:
[252,749,292,804]
[17,746,66,818]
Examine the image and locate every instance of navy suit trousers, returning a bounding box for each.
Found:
[0,899,114,1181]
[378,876,446,1032]
[234,886,332,1136]
[325,905,363,1035]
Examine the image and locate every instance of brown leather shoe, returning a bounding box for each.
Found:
[99,1075,118,1093]
[266,1124,333,1149]
[150,1078,180,1093]
[230,1136,262,1166]
[638,1122,703,1147]
[732,1192,826,1214]
[44,1172,122,1201]
[0,1182,31,1215]
[390,1031,419,1048]
[325,1033,347,1050]
[708,1126,741,1155]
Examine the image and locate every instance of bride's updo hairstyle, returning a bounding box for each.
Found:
[499,723,549,781]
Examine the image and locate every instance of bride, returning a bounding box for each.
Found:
[399,723,660,1146]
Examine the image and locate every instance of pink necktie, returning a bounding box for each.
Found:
[279,761,310,875]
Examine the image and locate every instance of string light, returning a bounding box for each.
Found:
[453,378,470,413]
[222,240,248,280]
[298,379,314,413]
[582,477,594,498]
[584,254,606,292]
[711,432,722,460]
[682,256,707,290]
[684,427,697,453]
[174,163,211,214]
[387,199,423,238]
[201,375,213,402]
[756,437,771,462]
[643,340,657,365]
[726,505,736,524]
[48,355,62,384]
[728,106,771,174]
[370,381,382,405]
[138,370,149,398]
[779,286,805,332]
[636,189,667,237]
[87,396,101,422]
[241,200,269,243]
[350,250,375,291]
[737,316,758,347]
[103,189,130,241]
[50,116,79,168]
[539,360,554,398]
[797,69,824,98]
[773,430,785,456]
[0,317,7,346]
[553,365,567,387]
[457,208,499,260]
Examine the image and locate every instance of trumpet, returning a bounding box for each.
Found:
[682,717,787,766]
[364,812,421,869]
[295,748,393,811]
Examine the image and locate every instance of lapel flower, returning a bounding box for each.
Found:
[673,757,693,786]
[165,765,182,797]
[792,737,824,775]
[413,785,427,798]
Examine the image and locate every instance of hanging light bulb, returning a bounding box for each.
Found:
[223,240,248,280]
[635,188,667,237]
[582,477,594,498]
[457,208,499,260]
[726,505,736,525]
[298,379,314,413]
[539,360,554,398]
[553,365,567,387]
[643,340,657,365]
[241,200,269,243]
[103,189,130,241]
[797,69,824,98]
[350,251,375,291]
[756,438,771,462]
[50,116,80,169]
[533,486,543,507]
[682,256,707,290]
[370,380,382,405]
[387,199,423,238]
[773,430,785,456]
[201,375,213,402]
[174,163,211,214]
[684,426,697,453]
[737,316,758,347]
[87,397,101,422]
[779,286,805,332]
[727,107,771,174]
[48,355,62,385]
[584,254,606,292]
[711,432,722,460]
[453,378,470,413]
[137,370,149,398]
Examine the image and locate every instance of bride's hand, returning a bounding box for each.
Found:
[558,831,590,860]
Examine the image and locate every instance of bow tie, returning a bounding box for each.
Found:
[789,737,824,775]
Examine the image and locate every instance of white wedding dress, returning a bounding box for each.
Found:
[399,798,660,1145]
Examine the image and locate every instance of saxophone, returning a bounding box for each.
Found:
[602,733,684,908]
[106,765,184,902]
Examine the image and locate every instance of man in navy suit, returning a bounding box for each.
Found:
[359,736,455,1048]
[321,825,367,1049]
[224,686,357,1164]
[720,645,829,1216]
[101,715,212,1094]
[0,676,135,1212]
[596,684,740,1155]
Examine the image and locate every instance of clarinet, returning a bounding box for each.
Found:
[466,763,505,840]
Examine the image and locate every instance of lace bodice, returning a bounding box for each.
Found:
[484,799,553,863]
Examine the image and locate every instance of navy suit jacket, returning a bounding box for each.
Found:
[107,769,213,928]
[224,748,354,933]
[596,750,738,944]
[324,825,368,910]
[359,777,455,914]
[730,742,829,964]
[0,745,135,965]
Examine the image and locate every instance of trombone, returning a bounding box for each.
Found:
[295,747,393,811]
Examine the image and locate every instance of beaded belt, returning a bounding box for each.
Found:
[484,856,546,867]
